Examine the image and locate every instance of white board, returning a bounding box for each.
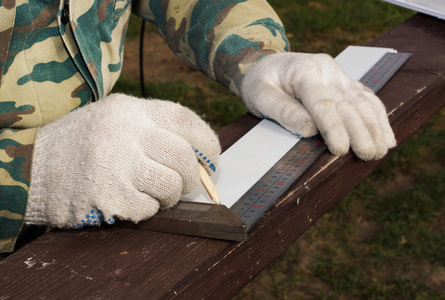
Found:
[382,0,445,20]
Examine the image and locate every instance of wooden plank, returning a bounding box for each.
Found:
[1,14,444,299]
[121,201,247,241]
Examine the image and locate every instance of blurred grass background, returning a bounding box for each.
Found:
[114,0,445,299]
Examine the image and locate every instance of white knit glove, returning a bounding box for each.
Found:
[25,94,220,228]
[242,52,396,160]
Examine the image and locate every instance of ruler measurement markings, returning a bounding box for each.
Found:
[231,138,325,229]
[361,52,411,93]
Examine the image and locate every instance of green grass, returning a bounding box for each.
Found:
[269,0,414,56]
[117,1,445,299]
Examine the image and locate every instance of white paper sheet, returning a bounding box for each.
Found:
[382,0,445,20]
[181,120,300,207]
[182,46,398,208]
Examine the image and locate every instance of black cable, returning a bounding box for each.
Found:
[139,20,147,98]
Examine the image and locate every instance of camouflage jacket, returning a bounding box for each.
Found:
[0,0,289,252]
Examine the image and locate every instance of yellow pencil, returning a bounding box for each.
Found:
[199,164,221,205]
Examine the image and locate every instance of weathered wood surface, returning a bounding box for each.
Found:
[122,201,247,242]
[1,14,444,299]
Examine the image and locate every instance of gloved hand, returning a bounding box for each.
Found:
[25,94,220,228]
[242,52,396,160]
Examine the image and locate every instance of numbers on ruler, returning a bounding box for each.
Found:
[231,137,328,227]
[361,53,410,92]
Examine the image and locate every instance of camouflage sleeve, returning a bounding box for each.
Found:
[132,0,289,97]
[0,124,37,253]
[0,2,32,253]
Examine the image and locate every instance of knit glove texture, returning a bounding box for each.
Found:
[26,94,220,228]
[242,52,396,160]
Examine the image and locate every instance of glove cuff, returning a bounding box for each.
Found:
[26,125,59,226]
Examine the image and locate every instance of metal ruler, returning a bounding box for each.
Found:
[360,52,411,93]
[230,51,411,231]
[230,136,327,230]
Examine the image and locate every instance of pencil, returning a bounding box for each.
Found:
[199,164,221,205]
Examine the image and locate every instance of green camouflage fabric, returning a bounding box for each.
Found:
[133,0,289,97]
[0,0,289,253]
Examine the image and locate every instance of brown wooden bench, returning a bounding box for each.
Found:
[1,13,444,299]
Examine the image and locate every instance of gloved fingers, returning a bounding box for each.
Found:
[379,114,397,149]
[350,94,390,159]
[337,100,379,160]
[246,85,318,138]
[101,191,161,224]
[133,157,187,210]
[348,87,396,159]
[241,53,318,137]
[303,99,350,156]
[365,89,397,149]
[305,95,391,160]
[139,126,200,197]
[143,99,221,175]
[300,75,396,160]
